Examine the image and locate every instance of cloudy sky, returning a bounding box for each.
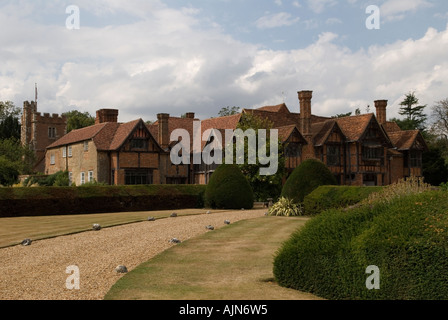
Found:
[1,0,448,123]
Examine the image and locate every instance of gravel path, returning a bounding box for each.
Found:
[0,209,266,300]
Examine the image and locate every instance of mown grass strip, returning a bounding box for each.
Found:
[105,216,321,300]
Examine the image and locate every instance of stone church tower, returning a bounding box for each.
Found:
[21,101,67,173]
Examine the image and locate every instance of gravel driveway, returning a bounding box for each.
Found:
[0,209,266,300]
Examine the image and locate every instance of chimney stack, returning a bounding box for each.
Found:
[374,100,388,125]
[298,90,313,135]
[157,113,170,149]
[185,112,195,119]
[96,109,119,124]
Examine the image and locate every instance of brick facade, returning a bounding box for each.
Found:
[40,89,427,187]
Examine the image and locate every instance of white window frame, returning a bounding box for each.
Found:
[50,154,55,165]
[81,172,85,185]
[88,171,94,182]
[68,146,72,157]
[84,141,89,152]
[62,147,67,158]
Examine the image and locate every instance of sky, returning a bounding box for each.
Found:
[0,0,448,123]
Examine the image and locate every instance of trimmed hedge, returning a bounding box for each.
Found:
[273,190,448,300]
[204,164,254,209]
[303,185,383,215]
[281,159,337,203]
[0,184,206,217]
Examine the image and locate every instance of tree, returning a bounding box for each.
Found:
[0,138,35,175]
[230,113,286,201]
[63,110,95,133]
[0,101,21,140]
[0,156,19,186]
[398,92,427,130]
[332,112,352,118]
[218,106,240,117]
[432,98,448,138]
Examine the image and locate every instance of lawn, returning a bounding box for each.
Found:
[0,208,225,248]
[104,216,321,300]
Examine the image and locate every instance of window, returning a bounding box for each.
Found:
[81,172,85,185]
[88,171,94,182]
[84,141,89,152]
[285,142,302,158]
[130,139,147,150]
[327,145,340,166]
[410,151,422,168]
[69,172,73,186]
[362,146,382,160]
[50,154,55,165]
[62,147,67,158]
[68,146,72,157]
[48,127,56,138]
[125,170,153,185]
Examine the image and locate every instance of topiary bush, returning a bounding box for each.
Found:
[303,185,383,215]
[273,188,448,300]
[281,159,337,203]
[204,164,254,209]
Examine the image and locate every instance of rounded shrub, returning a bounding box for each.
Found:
[281,159,337,203]
[204,164,254,209]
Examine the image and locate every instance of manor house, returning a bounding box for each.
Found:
[28,90,427,186]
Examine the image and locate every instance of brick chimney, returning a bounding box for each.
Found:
[95,109,119,124]
[185,112,195,119]
[374,100,388,125]
[157,113,170,149]
[298,90,313,135]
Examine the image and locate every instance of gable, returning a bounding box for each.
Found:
[359,117,393,147]
[115,119,164,152]
[312,120,345,146]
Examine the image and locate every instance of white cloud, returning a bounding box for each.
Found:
[0,1,447,124]
[381,0,433,22]
[306,0,337,14]
[255,12,300,29]
[292,1,302,8]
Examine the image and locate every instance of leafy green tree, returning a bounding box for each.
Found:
[0,156,19,186]
[218,106,240,117]
[63,110,95,133]
[0,138,35,175]
[332,112,352,118]
[398,92,427,130]
[0,101,21,120]
[229,113,286,201]
[0,101,21,140]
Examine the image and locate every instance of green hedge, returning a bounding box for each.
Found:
[303,186,383,215]
[0,185,206,217]
[273,190,448,300]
